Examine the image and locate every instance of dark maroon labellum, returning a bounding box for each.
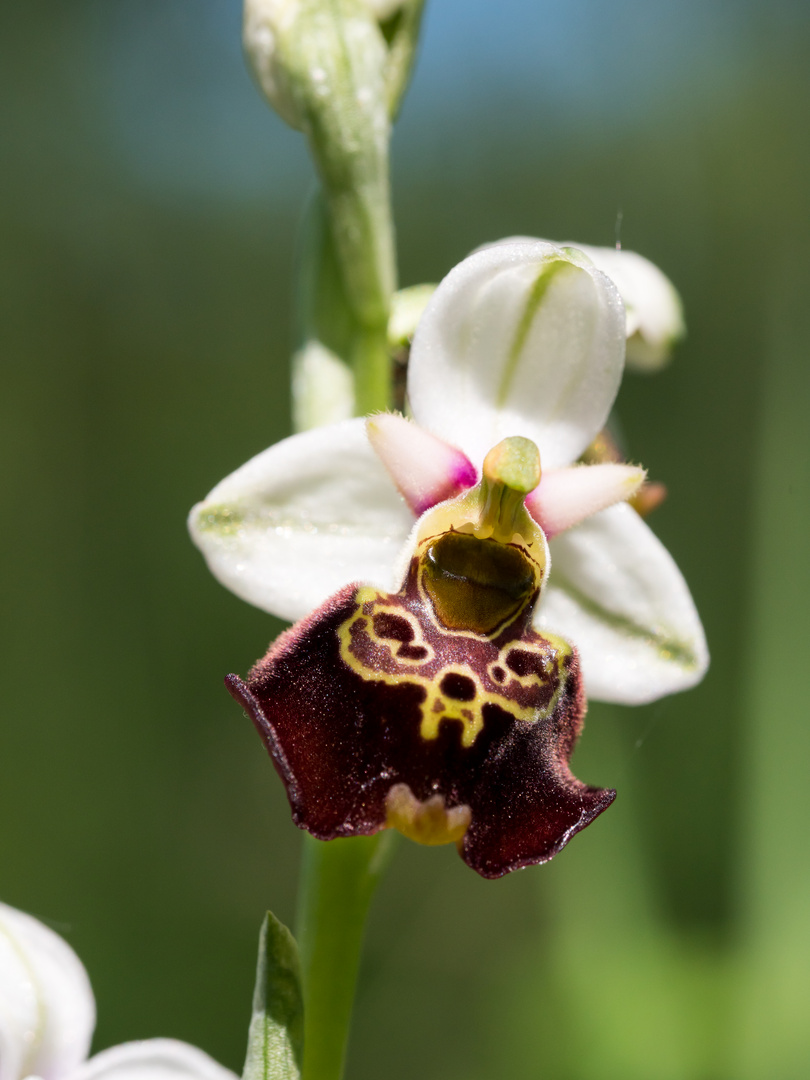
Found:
[226,543,615,878]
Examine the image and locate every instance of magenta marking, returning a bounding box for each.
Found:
[411,452,478,516]
[451,455,478,490]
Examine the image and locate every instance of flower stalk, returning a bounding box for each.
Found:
[295,833,396,1080]
[252,2,424,1070]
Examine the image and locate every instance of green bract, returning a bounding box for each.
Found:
[243,913,304,1080]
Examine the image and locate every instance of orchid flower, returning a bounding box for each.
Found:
[189,239,708,877]
[0,901,237,1080]
[191,240,706,702]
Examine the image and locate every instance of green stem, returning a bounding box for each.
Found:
[298,0,397,329]
[295,832,396,1080]
[350,323,392,414]
[285,5,415,1070]
[294,193,393,421]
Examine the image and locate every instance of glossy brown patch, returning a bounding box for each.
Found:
[421,532,537,635]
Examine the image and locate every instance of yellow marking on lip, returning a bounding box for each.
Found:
[492,632,573,689]
[418,664,484,748]
[336,590,572,748]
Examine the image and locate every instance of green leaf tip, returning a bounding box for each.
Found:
[243,911,304,1080]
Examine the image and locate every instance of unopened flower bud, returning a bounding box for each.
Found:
[244,0,395,326]
[244,0,305,130]
[244,0,387,133]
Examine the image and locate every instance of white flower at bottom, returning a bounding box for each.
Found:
[0,902,236,1080]
[190,239,708,706]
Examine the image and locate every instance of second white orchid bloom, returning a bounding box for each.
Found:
[0,901,237,1080]
[190,239,707,706]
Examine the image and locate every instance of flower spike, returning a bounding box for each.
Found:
[227,444,615,879]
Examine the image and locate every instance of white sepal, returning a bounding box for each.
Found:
[526,463,645,538]
[188,419,413,622]
[0,902,94,1080]
[534,503,708,704]
[407,241,626,469]
[69,1041,238,1080]
[480,236,684,372]
[568,244,685,371]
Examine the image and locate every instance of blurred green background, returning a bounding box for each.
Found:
[2,2,809,1078]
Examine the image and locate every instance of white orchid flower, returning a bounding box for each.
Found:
[0,902,237,1080]
[190,239,707,706]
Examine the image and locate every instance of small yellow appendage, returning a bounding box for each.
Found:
[385,783,471,846]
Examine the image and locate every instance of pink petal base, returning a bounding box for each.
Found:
[526,463,645,538]
[367,413,477,516]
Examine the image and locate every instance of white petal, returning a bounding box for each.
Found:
[534,503,708,704]
[525,463,645,538]
[407,241,625,469]
[366,413,477,515]
[559,244,684,372]
[69,1040,237,1080]
[0,902,94,1080]
[189,419,414,621]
